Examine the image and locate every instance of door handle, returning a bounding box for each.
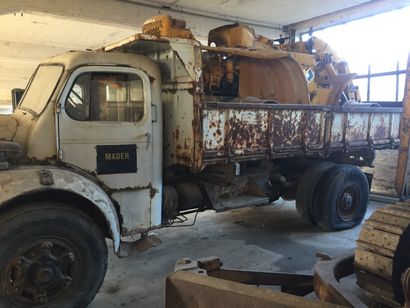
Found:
[136,132,150,150]
[152,104,158,122]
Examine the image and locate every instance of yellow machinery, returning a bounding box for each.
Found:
[142,15,195,40]
[205,21,358,105]
[142,15,359,106]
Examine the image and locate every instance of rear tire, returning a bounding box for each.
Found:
[0,202,108,308]
[313,165,369,231]
[295,161,335,225]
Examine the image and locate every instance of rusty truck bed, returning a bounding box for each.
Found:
[201,102,401,163]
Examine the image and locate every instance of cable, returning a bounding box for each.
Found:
[165,209,200,228]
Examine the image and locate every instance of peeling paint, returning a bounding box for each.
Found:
[202,102,401,162]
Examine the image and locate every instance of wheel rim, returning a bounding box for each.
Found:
[5,238,78,305]
[336,184,360,222]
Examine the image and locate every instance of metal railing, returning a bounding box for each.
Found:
[354,61,406,103]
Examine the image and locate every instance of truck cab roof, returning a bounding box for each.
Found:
[42,51,160,76]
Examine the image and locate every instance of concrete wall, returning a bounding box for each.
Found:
[0,105,12,114]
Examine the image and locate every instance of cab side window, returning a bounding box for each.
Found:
[66,72,145,122]
[66,74,90,121]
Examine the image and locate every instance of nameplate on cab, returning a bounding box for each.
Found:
[96,144,137,174]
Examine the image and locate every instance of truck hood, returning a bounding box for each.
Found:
[0,114,18,141]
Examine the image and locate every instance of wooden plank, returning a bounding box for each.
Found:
[357,227,399,253]
[378,207,410,219]
[354,248,393,280]
[356,240,395,258]
[384,204,410,216]
[395,53,410,197]
[367,211,410,231]
[362,220,404,236]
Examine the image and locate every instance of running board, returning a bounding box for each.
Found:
[212,195,270,212]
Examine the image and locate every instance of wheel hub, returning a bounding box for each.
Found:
[5,240,77,305]
[31,263,56,285]
[336,185,359,222]
[342,193,353,208]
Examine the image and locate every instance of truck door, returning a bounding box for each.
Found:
[57,66,155,233]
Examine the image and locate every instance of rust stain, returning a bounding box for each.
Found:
[372,115,388,140]
[111,182,157,200]
[401,118,410,135]
[176,154,191,164]
[345,113,368,143]
[227,110,269,154]
[149,186,157,199]
[202,103,400,163]
[272,110,303,148]
[192,93,204,172]
[174,127,180,140]
[184,138,190,150]
[109,182,154,193]
[304,112,322,149]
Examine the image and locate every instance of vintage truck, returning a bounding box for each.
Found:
[0,15,402,307]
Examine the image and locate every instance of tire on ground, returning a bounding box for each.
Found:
[313,164,369,231]
[295,161,335,226]
[0,202,108,308]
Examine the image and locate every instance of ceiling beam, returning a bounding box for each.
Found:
[0,40,66,59]
[284,0,410,33]
[123,0,282,30]
[0,0,282,41]
[0,79,28,95]
[0,103,12,111]
[0,0,139,28]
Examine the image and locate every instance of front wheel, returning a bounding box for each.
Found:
[313,165,369,231]
[0,202,108,308]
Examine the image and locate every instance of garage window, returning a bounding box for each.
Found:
[66,72,145,122]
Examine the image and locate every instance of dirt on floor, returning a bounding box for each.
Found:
[91,199,386,308]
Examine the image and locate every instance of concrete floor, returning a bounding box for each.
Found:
[90,199,386,307]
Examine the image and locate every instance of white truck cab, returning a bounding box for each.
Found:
[0,52,164,307]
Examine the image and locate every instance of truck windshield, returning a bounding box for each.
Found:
[18,64,63,115]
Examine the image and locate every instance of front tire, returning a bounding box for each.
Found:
[313,165,369,231]
[0,202,108,308]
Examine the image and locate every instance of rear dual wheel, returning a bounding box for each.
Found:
[313,164,369,230]
[296,163,369,231]
[295,162,334,225]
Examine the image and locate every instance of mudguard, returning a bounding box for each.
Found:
[0,166,121,254]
